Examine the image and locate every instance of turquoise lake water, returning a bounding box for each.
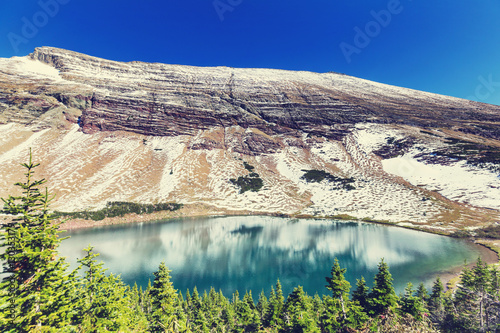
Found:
[59,215,488,296]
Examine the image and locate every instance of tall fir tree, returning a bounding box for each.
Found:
[0,150,77,332]
[325,258,350,321]
[399,282,425,320]
[75,246,135,332]
[149,261,186,332]
[368,259,398,316]
[352,276,369,311]
[235,291,260,331]
[428,277,445,323]
[282,286,319,333]
[256,290,269,321]
[264,280,285,329]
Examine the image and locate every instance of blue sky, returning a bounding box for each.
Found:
[1,0,499,105]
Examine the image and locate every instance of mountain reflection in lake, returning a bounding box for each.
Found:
[59,216,485,296]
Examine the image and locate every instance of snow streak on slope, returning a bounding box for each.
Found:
[0,123,498,226]
[383,155,500,210]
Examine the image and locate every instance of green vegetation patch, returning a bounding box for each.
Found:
[243,161,255,171]
[230,162,264,194]
[475,225,500,239]
[53,201,183,221]
[229,176,263,194]
[301,169,356,190]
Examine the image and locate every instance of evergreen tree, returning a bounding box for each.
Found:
[256,290,269,320]
[399,282,425,320]
[0,151,77,332]
[127,283,150,331]
[235,291,260,332]
[202,287,221,330]
[282,286,319,333]
[142,279,154,319]
[311,293,323,319]
[189,287,209,332]
[325,258,350,321]
[352,276,369,311]
[220,291,237,331]
[75,246,133,332]
[448,258,500,332]
[149,261,186,332]
[416,282,429,303]
[323,260,369,332]
[428,277,445,323]
[486,266,500,330]
[368,259,398,316]
[264,280,285,329]
[319,295,341,333]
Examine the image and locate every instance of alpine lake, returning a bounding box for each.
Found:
[59,215,494,297]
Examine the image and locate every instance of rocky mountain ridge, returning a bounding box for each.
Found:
[0,47,499,233]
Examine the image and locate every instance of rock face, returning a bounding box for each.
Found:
[4,46,499,140]
[0,47,499,232]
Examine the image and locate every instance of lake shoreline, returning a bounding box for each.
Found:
[56,203,500,282]
[58,212,496,291]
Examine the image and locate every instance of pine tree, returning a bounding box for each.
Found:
[450,258,500,332]
[0,150,77,332]
[220,291,237,331]
[311,293,323,318]
[235,291,260,331]
[189,287,209,332]
[149,261,186,332]
[486,266,500,329]
[264,280,285,329]
[319,295,340,333]
[416,282,429,303]
[75,246,132,332]
[282,286,319,333]
[202,287,221,330]
[256,290,269,320]
[428,277,444,323]
[323,260,369,332]
[352,276,369,311]
[368,259,398,316]
[127,283,150,331]
[399,282,425,320]
[325,258,350,321]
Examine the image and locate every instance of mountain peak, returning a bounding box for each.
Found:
[0,47,498,231]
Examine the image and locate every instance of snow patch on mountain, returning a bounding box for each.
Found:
[383,155,500,210]
[0,56,65,82]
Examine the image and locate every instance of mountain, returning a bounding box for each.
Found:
[0,47,499,233]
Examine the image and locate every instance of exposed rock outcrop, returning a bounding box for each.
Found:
[2,46,497,142]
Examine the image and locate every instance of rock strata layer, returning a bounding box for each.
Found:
[2,47,495,143]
